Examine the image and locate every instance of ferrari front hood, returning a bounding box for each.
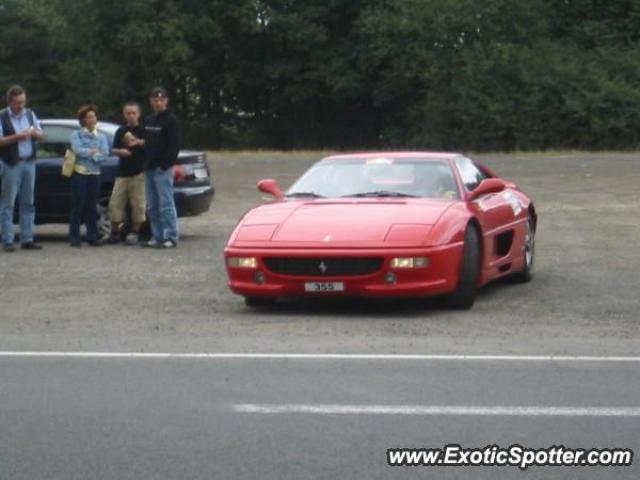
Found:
[237,199,453,247]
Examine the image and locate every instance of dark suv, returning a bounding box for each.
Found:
[1,119,215,234]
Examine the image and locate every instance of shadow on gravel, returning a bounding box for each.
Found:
[240,277,529,317]
[32,232,211,243]
[477,276,530,300]
[25,233,69,243]
[243,296,450,318]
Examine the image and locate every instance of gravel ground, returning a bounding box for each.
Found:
[0,152,638,355]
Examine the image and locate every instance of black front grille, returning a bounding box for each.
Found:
[263,257,384,277]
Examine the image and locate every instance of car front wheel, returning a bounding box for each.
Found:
[446,225,480,310]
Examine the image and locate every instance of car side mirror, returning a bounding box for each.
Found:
[468,178,507,201]
[257,179,284,200]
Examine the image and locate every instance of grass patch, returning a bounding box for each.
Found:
[206,148,640,161]
[482,149,640,157]
[207,149,336,161]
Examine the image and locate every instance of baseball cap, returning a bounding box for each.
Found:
[149,87,168,99]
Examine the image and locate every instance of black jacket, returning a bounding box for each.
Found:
[143,110,180,171]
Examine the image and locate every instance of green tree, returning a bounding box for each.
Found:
[2,0,640,150]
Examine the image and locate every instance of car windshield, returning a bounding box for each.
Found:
[96,122,119,138]
[287,157,460,200]
[38,121,118,158]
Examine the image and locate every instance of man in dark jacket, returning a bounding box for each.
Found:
[141,87,180,248]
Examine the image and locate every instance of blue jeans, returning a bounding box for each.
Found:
[145,168,178,243]
[69,173,101,243]
[1,160,36,245]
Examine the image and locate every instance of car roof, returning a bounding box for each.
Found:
[41,119,119,135]
[41,118,203,157]
[323,151,462,161]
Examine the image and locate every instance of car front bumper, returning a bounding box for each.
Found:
[225,243,464,299]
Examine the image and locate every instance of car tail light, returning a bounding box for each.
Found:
[173,165,187,183]
[173,163,209,184]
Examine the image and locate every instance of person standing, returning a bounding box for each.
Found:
[68,105,110,247]
[0,85,45,252]
[107,102,146,245]
[142,87,180,248]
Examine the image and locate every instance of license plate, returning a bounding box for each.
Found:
[304,282,344,293]
[194,168,208,179]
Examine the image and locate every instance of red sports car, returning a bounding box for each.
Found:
[225,152,536,309]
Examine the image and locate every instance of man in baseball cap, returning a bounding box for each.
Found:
[141,87,180,248]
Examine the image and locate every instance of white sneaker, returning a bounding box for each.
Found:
[161,239,177,249]
[142,239,159,248]
[125,233,139,246]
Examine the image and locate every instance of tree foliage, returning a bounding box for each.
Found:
[1,0,638,150]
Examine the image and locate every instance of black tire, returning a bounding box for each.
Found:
[244,296,276,308]
[511,215,535,283]
[447,225,480,310]
[96,201,112,240]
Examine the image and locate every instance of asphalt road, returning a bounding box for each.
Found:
[0,152,639,479]
[1,355,638,480]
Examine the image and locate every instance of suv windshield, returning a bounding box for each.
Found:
[287,157,460,200]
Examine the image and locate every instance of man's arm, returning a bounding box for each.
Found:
[0,111,43,146]
[0,132,29,147]
[161,117,180,169]
[29,112,45,141]
[125,127,145,148]
[111,128,131,158]
[28,129,45,142]
[112,148,132,158]
[0,121,29,147]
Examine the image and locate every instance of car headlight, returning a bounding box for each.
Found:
[390,257,429,269]
[227,257,258,269]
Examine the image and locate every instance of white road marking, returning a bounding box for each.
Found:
[0,351,639,362]
[233,404,640,417]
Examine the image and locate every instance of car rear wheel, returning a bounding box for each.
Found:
[244,296,276,308]
[511,215,535,283]
[446,225,480,310]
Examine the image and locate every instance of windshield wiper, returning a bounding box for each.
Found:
[342,190,419,198]
[285,191,325,198]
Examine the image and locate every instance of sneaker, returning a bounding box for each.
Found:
[160,239,177,249]
[21,242,43,250]
[124,233,139,246]
[87,239,104,247]
[3,243,15,252]
[141,239,160,248]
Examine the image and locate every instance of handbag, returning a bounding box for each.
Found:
[61,148,76,177]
